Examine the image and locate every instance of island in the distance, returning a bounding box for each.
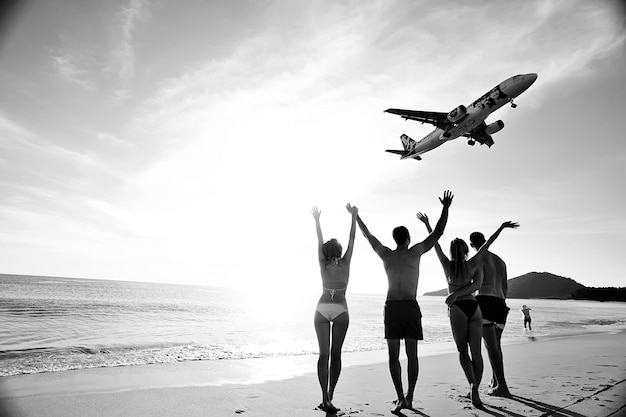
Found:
[423,272,626,302]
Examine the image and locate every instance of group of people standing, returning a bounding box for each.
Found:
[311,190,518,413]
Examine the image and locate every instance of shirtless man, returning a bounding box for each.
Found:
[469,230,513,397]
[356,190,453,412]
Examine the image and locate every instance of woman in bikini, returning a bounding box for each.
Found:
[311,203,358,413]
[417,213,518,408]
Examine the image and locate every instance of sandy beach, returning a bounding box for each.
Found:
[1,328,625,417]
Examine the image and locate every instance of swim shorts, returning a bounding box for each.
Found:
[384,300,423,340]
[476,295,509,327]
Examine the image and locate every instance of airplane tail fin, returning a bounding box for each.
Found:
[385,134,421,160]
[400,133,415,150]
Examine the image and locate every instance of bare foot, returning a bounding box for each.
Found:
[391,399,407,413]
[318,401,339,413]
[470,385,483,408]
[404,397,413,410]
[488,385,512,398]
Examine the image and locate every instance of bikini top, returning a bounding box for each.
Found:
[323,287,347,301]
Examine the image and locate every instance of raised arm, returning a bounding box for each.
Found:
[472,221,519,263]
[343,203,359,262]
[311,207,325,264]
[415,190,453,254]
[416,212,450,272]
[356,214,390,258]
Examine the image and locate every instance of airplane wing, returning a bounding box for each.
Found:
[384,109,449,130]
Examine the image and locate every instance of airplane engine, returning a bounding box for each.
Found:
[484,120,504,135]
[447,105,467,123]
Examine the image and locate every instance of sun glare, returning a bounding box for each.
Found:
[236,283,317,323]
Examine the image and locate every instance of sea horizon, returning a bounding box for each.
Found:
[2,274,626,377]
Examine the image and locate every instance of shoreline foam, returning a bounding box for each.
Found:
[2,329,625,416]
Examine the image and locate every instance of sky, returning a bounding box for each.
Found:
[0,0,625,298]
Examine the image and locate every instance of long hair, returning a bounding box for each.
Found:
[322,239,342,268]
[448,238,469,285]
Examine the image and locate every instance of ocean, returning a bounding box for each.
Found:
[2,274,626,377]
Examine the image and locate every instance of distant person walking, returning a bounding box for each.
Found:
[468,225,518,397]
[356,190,453,413]
[521,305,532,331]
[311,204,358,413]
[417,215,518,408]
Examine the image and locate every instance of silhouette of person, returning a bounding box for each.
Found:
[355,191,453,413]
[462,225,518,397]
[418,216,518,408]
[521,305,532,331]
[311,204,358,413]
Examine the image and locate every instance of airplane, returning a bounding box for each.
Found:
[385,73,537,160]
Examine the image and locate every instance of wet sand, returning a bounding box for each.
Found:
[1,329,625,416]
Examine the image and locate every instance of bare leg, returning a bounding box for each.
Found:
[314,312,337,412]
[328,312,349,404]
[387,339,406,412]
[496,326,504,363]
[468,309,484,407]
[483,324,511,397]
[404,338,418,409]
[449,306,476,386]
[491,325,505,388]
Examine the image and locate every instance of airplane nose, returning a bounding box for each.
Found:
[504,73,537,97]
[526,73,538,85]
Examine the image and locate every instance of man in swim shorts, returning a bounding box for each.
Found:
[356,190,453,412]
[469,231,512,397]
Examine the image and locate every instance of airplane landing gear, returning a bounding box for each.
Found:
[468,139,475,146]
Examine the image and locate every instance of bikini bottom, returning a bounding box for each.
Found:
[452,299,479,318]
[315,302,349,322]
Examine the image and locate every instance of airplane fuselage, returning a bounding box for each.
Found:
[401,73,537,159]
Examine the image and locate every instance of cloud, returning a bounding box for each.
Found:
[0,111,33,140]
[2,0,624,286]
[0,110,129,224]
[105,0,151,89]
[50,48,96,90]
[96,132,135,148]
[0,112,154,278]
[531,1,625,83]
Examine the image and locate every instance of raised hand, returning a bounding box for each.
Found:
[439,190,454,208]
[501,221,519,229]
[311,206,321,220]
[346,203,358,216]
[416,212,430,226]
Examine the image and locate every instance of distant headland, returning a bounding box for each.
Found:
[423,272,626,302]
